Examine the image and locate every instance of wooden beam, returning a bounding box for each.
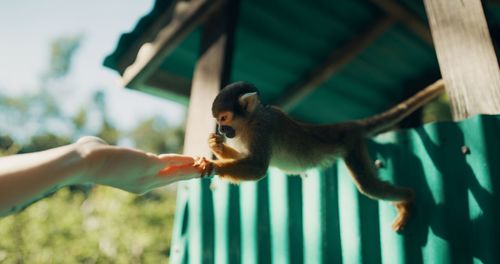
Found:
[275,17,395,112]
[369,0,434,45]
[121,0,224,89]
[424,0,500,120]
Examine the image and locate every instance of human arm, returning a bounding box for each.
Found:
[0,136,201,216]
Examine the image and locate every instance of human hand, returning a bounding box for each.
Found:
[193,156,215,178]
[75,136,202,194]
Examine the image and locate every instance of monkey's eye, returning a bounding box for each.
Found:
[220,114,230,123]
[218,112,233,124]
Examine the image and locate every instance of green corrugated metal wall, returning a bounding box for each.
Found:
[170,115,500,263]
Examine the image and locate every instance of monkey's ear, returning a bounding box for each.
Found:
[238,92,260,113]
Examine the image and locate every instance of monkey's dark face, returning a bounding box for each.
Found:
[216,111,237,138]
[212,81,261,139]
[215,110,251,139]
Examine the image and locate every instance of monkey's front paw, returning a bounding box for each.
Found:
[193,156,214,178]
[391,200,413,232]
[208,133,224,155]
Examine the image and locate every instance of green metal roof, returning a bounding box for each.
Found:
[103,0,175,75]
[104,0,500,124]
[157,29,201,80]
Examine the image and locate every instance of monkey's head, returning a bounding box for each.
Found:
[212,81,261,138]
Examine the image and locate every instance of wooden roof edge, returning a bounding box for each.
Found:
[121,0,224,89]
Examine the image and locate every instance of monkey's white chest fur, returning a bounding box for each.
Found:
[228,136,339,174]
[269,146,339,174]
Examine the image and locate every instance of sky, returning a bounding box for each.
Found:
[0,0,186,132]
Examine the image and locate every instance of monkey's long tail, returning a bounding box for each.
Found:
[361,79,445,136]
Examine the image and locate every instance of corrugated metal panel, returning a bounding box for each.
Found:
[170,115,500,263]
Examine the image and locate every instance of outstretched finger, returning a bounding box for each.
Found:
[157,154,195,166]
[157,163,203,179]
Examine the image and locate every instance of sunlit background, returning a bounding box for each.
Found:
[0,1,188,262]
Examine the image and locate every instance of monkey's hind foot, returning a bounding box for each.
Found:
[391,200,413,232]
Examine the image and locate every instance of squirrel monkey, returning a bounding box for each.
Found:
[194,80,445,231]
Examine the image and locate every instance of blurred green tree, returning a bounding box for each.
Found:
[130,115,185,154]
[45,35,83,79]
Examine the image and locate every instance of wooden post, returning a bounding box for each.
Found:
[424,0,500,120]
[176,1,240,264]
[183,0,238,156]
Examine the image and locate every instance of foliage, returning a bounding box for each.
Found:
[0,187,177,264]
[46,35,84,79]
[422,92,453,123]
[130,115,185,154]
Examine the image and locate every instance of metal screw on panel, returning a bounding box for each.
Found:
[374,159,384,169]
[174,245,181,253]
[461,145,471,155]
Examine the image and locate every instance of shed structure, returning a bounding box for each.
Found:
[104,0,500,263]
